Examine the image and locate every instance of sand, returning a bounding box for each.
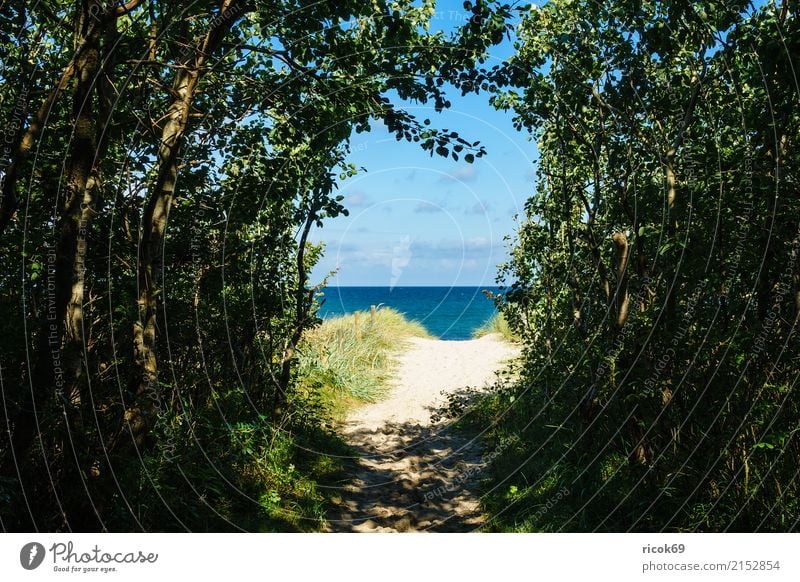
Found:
[326,334,519,532]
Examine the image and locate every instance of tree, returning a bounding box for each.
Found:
[0,0,510,531]
[481,0,799,531]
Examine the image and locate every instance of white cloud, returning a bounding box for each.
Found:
[346,192,370,207]
[439,165,478,183]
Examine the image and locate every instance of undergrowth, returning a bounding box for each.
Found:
[105,385,350,532]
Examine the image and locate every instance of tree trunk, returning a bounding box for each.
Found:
[276,204,318,415]
[663,62,705,324]
[121,0,249,448]
[0,1,142,237]
[612,231,630,330]
[0,3,106,488]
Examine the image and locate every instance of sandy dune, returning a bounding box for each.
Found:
[326,334,519,532]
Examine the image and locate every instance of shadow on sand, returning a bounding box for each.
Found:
[325,407,488,532]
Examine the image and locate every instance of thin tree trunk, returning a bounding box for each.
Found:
[612,232,631,330]
[121,0,249,448]
[663,60,706,323]
[1,2,108,485]
[793,243,800,324]
[276,203,318,415]
[0,1,141,236]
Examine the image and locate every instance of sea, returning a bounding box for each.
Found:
[316,286,503,341]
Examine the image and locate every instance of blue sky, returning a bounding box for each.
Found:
[309,1,536,287]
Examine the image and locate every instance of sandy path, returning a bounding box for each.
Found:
[326,334,518,532]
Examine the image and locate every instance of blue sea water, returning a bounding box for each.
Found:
[316,286,502,340]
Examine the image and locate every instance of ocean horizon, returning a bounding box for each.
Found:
[316,286,503,341]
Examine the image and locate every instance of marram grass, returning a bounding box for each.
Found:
[298,307,430,407]
[473,312,518,342]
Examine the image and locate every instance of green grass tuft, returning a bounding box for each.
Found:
[298,307,430,409]
[473,312,519,342]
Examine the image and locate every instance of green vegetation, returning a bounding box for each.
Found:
[0,0,509,531]
[473,312,518,342]
[298,307,431,410]
[465,0,800,532]
[126,395,350,531]
[1,0,797,534]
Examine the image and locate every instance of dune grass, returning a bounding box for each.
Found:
[298,307,430,413]
[473,312,518,342]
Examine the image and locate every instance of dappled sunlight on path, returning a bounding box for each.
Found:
[326,336,518,532]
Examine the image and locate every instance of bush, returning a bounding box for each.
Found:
[102,386,350,532]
